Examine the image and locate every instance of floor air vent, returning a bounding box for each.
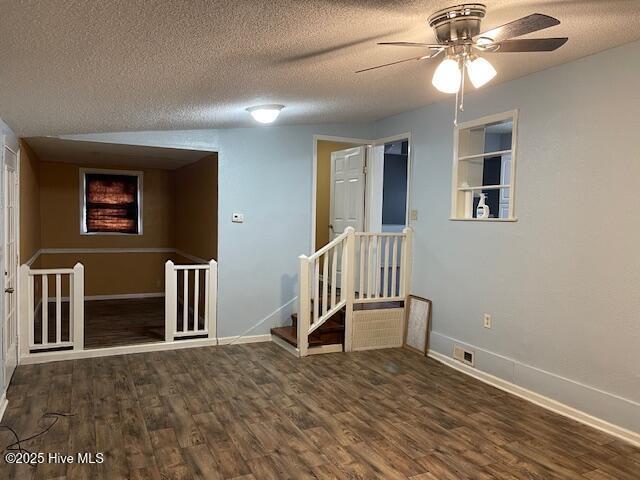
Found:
[453,345,474,366]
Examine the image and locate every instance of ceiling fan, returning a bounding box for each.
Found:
[357,3,568,123]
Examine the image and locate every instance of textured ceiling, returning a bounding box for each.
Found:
[26,137,213,170]
[1,0,640,137]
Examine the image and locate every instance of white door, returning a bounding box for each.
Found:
[329,146,366,239]
[3,146,18,383]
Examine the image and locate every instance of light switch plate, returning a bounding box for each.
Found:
[410,209,418,221]
[232,213,244,223]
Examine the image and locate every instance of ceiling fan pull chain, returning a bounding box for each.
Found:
[454,88,459,126]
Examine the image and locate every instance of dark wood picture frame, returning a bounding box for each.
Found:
[403,295,432,355]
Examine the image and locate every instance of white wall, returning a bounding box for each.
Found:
[61,124,373,338]
[375,40,640,433]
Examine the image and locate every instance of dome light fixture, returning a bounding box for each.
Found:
[247,104,284,124]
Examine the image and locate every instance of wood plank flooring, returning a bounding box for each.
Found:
[1,343,638,479]
[83,298,165,349]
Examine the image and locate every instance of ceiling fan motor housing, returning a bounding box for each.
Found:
[428,3,486,44]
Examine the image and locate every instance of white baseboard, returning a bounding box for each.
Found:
[0,393,7,421]
[218,334,272,345]
[428,350,640,447]
[19,334,271,365]
[85,292,164,301]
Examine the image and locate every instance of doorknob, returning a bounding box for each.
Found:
[5,287,14,294]
[328,224,334,230]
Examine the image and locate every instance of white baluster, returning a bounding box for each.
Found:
[322,252,328,315]
[41,275,48,345]
[383,237,390,298]
[313,257,320,325]
[183,270,189,331]
[331,246,338,308]
[391,236,399,297]
[55,274,62,344]
[193,268,200,331]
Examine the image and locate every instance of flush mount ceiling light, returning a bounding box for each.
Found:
[357,3,568,124]
[247,104,284,124]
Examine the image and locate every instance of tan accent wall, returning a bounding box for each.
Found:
[33,161,176,295]
[315,141,360,249]
[40,252,171,296]
[174,154,218,261]
[19,140,42,263]
[19,153,217,296]
[39,162,175,248]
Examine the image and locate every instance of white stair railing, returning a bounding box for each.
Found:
[354,228,413,303]
[297,227,413,357]
[19,262,84,354]
[165,259,217,341]
[297,227,353,356]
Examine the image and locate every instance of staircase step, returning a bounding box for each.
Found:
[271,326,297,347]
[271,318,345,349]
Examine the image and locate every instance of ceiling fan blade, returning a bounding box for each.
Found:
[478,13,561,43]
[356,55,432,73]
[493,37,568,52]
[378,42,442,49]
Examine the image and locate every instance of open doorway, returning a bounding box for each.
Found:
[381,139,409,233]
[313,137,370,251]
[20,137,218,350]
[312,134,411,252]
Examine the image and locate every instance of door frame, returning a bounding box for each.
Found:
[2,138,20,389]
[311,133,412,253]
[312,135,372,253]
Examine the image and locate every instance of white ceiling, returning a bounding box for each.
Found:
[1,0,639,137]
[26,137,214,170]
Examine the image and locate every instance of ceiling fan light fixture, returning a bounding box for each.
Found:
[247,104,284,124]
[432,57,461,94]
[466,56,497,88]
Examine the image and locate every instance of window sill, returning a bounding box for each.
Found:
[449,217,518,222]
[80,231,143,236]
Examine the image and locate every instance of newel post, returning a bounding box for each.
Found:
[72,263,84,351]
[207,259,218,343]
[401,227,414,298]
[164,260,176,343]
[297,254,310,357]
[343,227,356,352]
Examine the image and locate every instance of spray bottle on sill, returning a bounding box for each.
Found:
[476,193,490,219]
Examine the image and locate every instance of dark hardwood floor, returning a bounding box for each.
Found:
[1,343,638,479]
[84,298,165,349]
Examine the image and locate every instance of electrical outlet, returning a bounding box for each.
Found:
[483,314,492,329]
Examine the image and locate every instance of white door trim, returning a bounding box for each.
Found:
[3,144,19,387]
[311,135,372,253]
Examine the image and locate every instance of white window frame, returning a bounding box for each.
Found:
[79,168,144,235]
[450,110,518,222]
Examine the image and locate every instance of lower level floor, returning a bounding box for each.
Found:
[1,343,638,479]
